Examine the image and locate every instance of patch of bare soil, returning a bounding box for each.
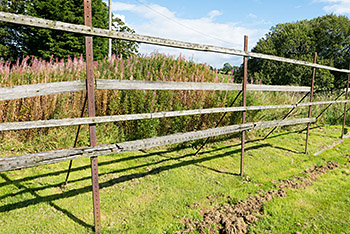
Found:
[180,161,339,234]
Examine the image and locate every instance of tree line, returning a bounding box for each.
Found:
[0,0,138,61]
[223,14,350,90]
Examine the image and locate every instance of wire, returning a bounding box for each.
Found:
[133,0,235,46]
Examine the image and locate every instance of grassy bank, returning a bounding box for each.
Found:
[0,125,349,233]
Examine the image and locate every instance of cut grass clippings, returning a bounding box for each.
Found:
[0,125,349,233]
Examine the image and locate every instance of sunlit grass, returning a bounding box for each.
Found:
[0,125,349,233]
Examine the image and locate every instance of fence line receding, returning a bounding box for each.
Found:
[1,5,350,233]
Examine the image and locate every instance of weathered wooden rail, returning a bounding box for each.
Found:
[0,118,315,172]
[1,4,349,233]
[0,80,86,101]
[0,79,310,101]
[95,79,311,92]
[0,100,348,132]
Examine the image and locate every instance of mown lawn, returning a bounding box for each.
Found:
[0,125,349,233]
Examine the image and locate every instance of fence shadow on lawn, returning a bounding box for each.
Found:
[0,142,279,228]
[0,123,340,232]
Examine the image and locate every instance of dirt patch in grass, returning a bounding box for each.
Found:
[181,161,339,234]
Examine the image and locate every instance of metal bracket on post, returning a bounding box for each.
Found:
[341,65,350,138]
[305,52,317,154]
[84,0,101,233]
[240,36,248,177]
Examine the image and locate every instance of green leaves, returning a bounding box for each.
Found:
[1,0,139,61]
[248,14,350,90]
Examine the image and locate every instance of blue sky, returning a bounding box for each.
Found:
[105,0,350,68]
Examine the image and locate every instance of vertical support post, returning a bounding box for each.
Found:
[108,0,112,58]
[241,35,248,177]
[84,0,101,233]
[305,52,317,154]
[341,65,350,138]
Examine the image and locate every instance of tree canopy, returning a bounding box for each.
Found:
[0,0,26,61]
[219,62,234,74]
[247,14,350,90]
[0,0,138,61]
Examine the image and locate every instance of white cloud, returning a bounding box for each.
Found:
[208,10,223,19]
[248,13,258,19]
[315,0,350,14]
[114,13,125,22]
[111,1,268,67]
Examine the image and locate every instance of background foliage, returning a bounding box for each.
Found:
[245,14,350,90]
[0,0,138,61]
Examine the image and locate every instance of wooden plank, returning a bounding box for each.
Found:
[247,84,310,92]
[96,79,241,91]
[314,133,350,156]
[3,99,350,131]
[0,118,315,172]
[298,100,350,107]
[0,80,86,101]
[96,79,310,92]
[0,79,310,103]
[0,12,349,74]
[0,104,311,131]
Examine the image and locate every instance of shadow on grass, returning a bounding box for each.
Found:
[0,123,321,228]
[0,142,274,229]
[0,143,241,201]
[0,124,314,188]
[0,146,185,188]
[0,140,299,203]
[0,173,94,230]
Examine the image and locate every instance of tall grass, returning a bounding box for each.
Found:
[0,54,348,149]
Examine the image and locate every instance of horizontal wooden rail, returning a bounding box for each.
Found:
[0,118,315,172]
[0,11,349,73]
[96,79,311,92]
[0,80,310,101]
[297,100,350,107]
[0,80,86,101]
[1,100,349,131]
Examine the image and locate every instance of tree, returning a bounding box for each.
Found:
[1,0,138,61]
[112,17,139,58]
[220,62,233,74]
[247,14,350,90]
[0,0,26,61]
[24,0,108,60]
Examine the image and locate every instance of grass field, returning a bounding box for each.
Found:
[0,124,350,233]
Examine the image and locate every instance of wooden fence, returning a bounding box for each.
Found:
[0,3,350,233]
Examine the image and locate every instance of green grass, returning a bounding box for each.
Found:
[249,168,350,233]
[0,125,350,233]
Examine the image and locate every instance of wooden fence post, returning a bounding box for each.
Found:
[84,0,101,233]
[241,35,248,177]
[305,52,317,154]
